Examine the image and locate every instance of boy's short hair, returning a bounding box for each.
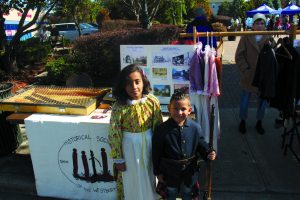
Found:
[170,91,191,105]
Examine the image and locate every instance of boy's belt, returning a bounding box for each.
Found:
[160,156,197,171]
[162,155,196,165]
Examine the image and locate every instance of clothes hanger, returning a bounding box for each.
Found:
[275,38,293,60]
[206,31,209,46]
[210,32,214,51]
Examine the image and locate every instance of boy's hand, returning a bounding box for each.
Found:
[207,150,217,161]
[115,162,126,172]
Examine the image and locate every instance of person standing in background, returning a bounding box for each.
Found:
[235,13,274,135]
[185,7,217,50]
[242,17,247,31]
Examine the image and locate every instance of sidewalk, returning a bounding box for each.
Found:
[0,36,300,199]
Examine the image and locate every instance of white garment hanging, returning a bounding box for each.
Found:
[203,44,211,94]
[191,95,220,151]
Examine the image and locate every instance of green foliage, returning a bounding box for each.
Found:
[213,15,231,27]
[262,0,273,8]
[0,68,6,82]
[157,0,187,25]
[72,23,180,87]
[218,0,249,18]
[272,0,281,9]
[53,0,95,27]
[218,1,231,16]
[102,0,136,20]
[0,1,58,73]
[16,37,52,67]
[45,56,76,85]
[230,0,245,18]
[249,0,264,8]
[102,20,140,31]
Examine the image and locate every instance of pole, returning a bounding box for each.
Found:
[180,29,300,38]
[203,105,215,200]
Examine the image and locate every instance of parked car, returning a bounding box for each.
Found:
[87,22,99,28]
[52,23,98,41]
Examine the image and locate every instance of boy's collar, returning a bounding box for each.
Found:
[169,117,191,127]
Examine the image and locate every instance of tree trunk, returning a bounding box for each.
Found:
[0,11,6,52]
[141,0,151,29]
[0,11,8,72]
[2,48,17,73]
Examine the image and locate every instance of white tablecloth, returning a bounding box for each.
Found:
[25,109,117,200]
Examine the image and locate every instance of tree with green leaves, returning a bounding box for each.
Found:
[53,0,98,36]
[101,0,162,28]
[249,0,264,8]
[0,0,59,73]
[121,0,161,28]
[155,0,187,25]
[272,0,280,9]
[218,1,231,16]
[156,0,212,24]
[230,0,245,18]
[262,0,273,8]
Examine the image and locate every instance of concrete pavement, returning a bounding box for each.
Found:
[0,36,300,199]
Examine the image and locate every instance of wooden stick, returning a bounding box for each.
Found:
[203,104,215,200]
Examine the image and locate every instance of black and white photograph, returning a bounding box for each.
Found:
[122,54,147,66]
[172,54,184,66]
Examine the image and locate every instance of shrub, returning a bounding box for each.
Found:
[45,56,76,86]
[213,15,231,27]
[212,22,227,32]
[102,20,140,32]
[16,37,52,67]
[73,24,180,87]
[0,69,6,82]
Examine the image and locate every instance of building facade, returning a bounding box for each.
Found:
[3,9,38,41]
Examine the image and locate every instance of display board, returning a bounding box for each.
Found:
[120,45,194,104]
[25,109,117,200]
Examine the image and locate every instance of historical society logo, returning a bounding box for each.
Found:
[58,134,116,194]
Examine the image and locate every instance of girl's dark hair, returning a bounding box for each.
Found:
[113,64,151,104]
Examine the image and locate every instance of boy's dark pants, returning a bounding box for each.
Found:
[160,157,199,199]
[167,183,193,200]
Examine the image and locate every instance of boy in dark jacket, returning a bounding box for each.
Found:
[152,91,216,200]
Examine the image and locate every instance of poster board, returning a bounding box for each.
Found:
[120,45,195,104]
[25,110,117,200]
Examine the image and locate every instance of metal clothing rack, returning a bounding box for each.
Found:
[281,100,300,163]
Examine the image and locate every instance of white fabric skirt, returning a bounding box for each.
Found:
[122,129,158,200]
[191,94,220,152]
